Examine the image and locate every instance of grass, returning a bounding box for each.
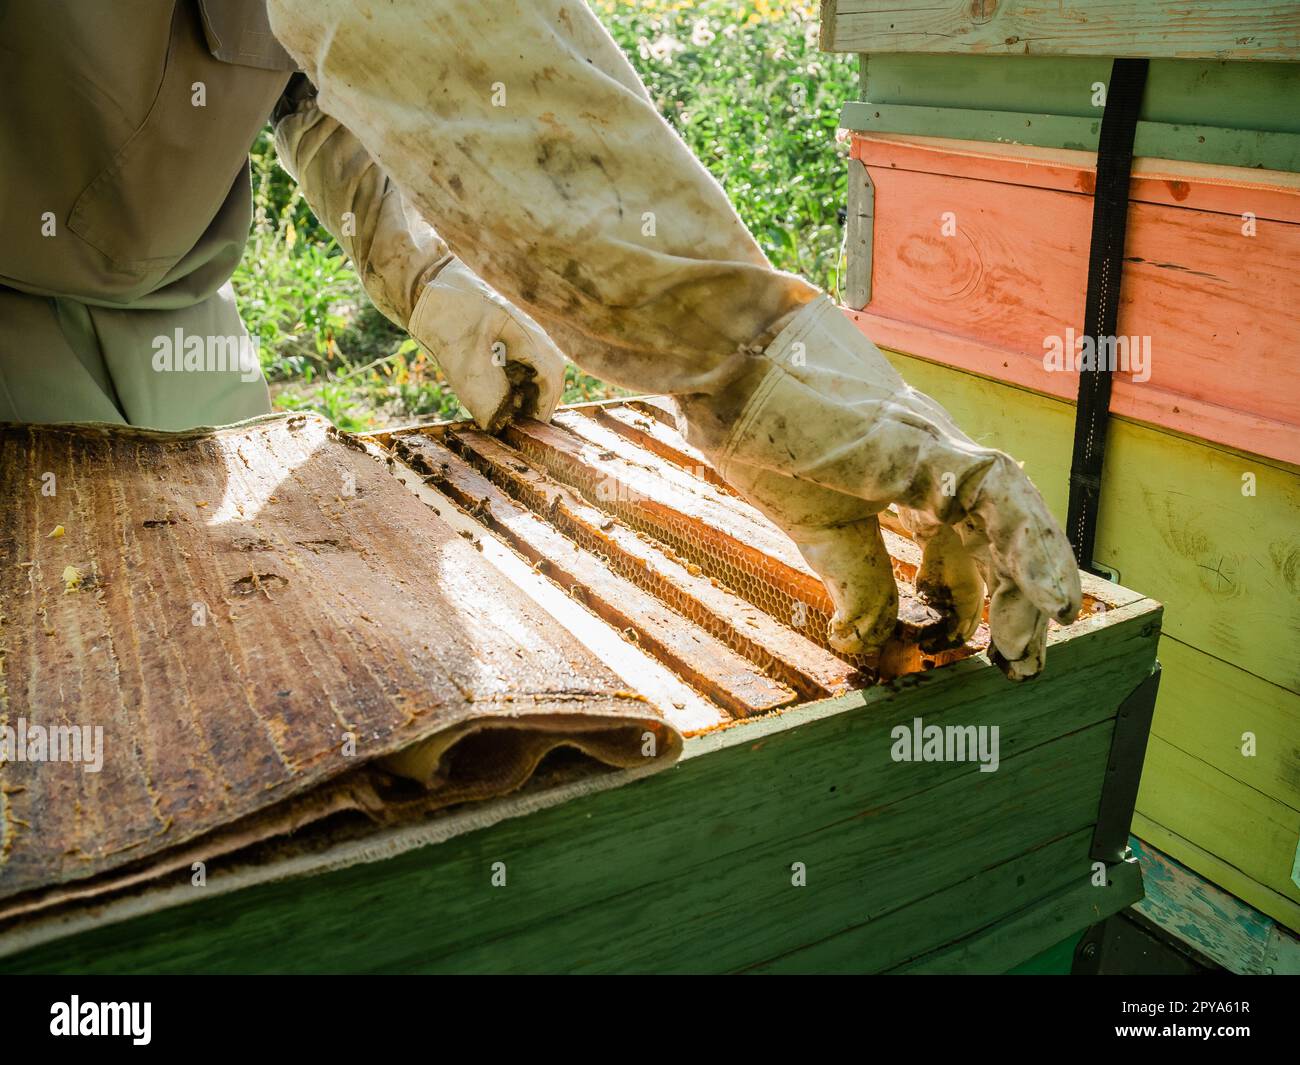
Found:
[231,0,855,431]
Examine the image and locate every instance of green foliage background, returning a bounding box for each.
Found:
[231,1,855,431]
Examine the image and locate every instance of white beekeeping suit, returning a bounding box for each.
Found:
[267,0,1082,679]
[274,76,566,431]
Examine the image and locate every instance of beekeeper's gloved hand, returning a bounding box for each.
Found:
[679,296,1083,681]
[273,77,565,431]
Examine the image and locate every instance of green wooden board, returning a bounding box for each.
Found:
[841,55,1300,171]
[879,349,1300,930]
[1154,638,1300,818]
[1007,932,1086,975]
[897,859,1143,974]
[751,829,1093,973]
[860,55,1300,133]
[838,102,1300,172]
[1137,736,1300,921]
[0,603,1159,974]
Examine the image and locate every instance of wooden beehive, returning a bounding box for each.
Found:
[822,0,1300,959]
[0,404,1159,973]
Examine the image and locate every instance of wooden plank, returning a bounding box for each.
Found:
[845,156,874,308]
[577,400,1128,611]
[844,137,1300,464]
[575,405,1095,608]
[392,434,797,719]
[856,54,1300,135]
[540,406,1119,634]
[0,415,678,905]
[437,427,858,702]
[1134,813,1300,933]
[425,722,1117,974]
[892,858,1143,974]
[580,405,733,492]
[746,829,1093,973]
[851,134,1300,218]
[821,0,1300,62]
[839,102,1300,173]
[0,596,1159,972]
[877,348,1300,697]
[625,396,680,428]
[1136,736,1300,922]
[845,54,1300,173]
[379,447,725,734]
[500,416,970,675]
[550,409,929,588]
[1130,835,1300,974]
[1154,637,1300,812]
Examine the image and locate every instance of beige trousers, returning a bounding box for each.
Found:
[0,283,270,430]
[266,0,819,398]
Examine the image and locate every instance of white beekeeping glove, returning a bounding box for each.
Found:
[680,296,1082,681]
[273,80,565,431]
[406,257,566,431]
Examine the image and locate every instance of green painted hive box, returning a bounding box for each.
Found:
[0,403,1160,974]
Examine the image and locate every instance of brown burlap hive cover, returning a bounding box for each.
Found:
[0,414,680,907]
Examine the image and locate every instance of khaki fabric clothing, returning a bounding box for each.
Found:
[0,283,270,428]
[266,0,819,398]
[0,0,292,427]
[0,0,292,306]
[2,0,563,430]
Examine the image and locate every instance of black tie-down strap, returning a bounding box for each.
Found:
[1065,58,1149,575]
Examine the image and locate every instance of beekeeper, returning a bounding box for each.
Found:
[1,0,1081,678]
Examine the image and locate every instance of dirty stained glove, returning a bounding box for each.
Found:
[679,296,1082,681]
[273,80,565,431]
[406,257,567,430]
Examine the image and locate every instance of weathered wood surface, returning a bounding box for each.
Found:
[857,54,1300,134]
[380,444,728,735]
[498,412,985,675]
[444,428,857,702]
[749,830,1094,973]
[579,405,732,492]
[895,858,1143,974]
[0,415,678,906]
[1130,836,1300,974]
[1138,736,1300,927]
[0,593,1162,974]
[878,350,1300,928]
[820,0,1300,62]
[395,434,799,718]
[844,156,875,309]
[0,398,1162,969]
[847,133,1300,465]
